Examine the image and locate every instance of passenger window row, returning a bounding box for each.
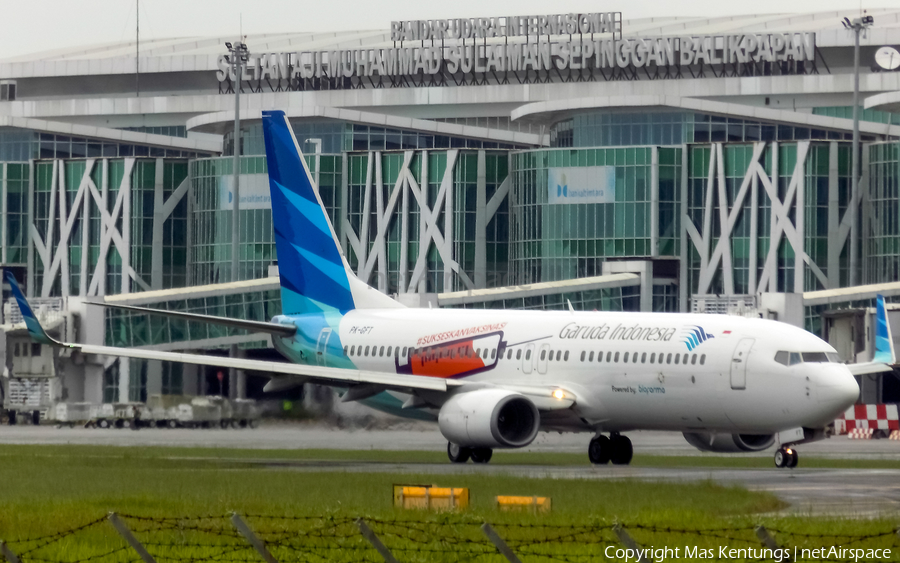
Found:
[340,343,707,367]
[343,344,501,360]
[580,350,706,366]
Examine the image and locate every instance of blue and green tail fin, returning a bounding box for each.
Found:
[261,110,401,316]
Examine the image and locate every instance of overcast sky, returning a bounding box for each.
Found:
[0,0,884,59]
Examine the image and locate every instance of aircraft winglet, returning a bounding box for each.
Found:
[873,294,895,365]
[4,270,57,345]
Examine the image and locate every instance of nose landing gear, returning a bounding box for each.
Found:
[774,446,798,468]
[589,433,633,465]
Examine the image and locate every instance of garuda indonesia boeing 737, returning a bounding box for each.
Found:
[7,110,890,468]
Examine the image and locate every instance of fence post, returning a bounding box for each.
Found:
[107,513,157,563]
[481,523,522,563]
[356,518,400,563]
[231,514,279,563]
[614,525,651,563]
[0,541,20,563]
[755,526,791,563]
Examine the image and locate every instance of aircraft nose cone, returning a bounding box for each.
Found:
[818,370,860,410]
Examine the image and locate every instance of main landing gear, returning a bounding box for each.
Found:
[447,442,493,464]
[774,446,799,468]
[588,433,633,465]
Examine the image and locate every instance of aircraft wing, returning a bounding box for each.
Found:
[4,271,576,409]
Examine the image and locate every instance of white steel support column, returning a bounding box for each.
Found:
[860,144,871,284]
[119,359,130,404]
[474,150,487,288]
[99,159,108,296]
[356,152,373,278]
[443,157,454,292]
[26,160,34,297]
[1,163,7,266]
[794,146,805,294]
[827,141,840,288]
[151,159,165,290]
[715,144,734,294]
[418,151,427,293]
[57,161,69,296]
[399,158,409,293]
[121,158,131,294]
[678,145,688,312]
[185,178,193,286]
[81,164,90,296]
[650,146,659,258]
[340,153,349,258]
[748,166,758,294]
[374,155,387,292]
[768,143,779,293]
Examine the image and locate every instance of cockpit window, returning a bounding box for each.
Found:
[775,350,842,366]
[802,352,829,363]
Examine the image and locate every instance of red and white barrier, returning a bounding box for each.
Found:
[890,430,900,440]
[835,404,899,437]
[847,428,874,439]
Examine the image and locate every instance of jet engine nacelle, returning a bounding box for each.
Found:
[682,432,775,453]
[438,389,540,448]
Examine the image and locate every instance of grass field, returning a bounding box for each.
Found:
[0,444,898,561]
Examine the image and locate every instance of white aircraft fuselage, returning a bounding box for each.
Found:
[272,308,859,436]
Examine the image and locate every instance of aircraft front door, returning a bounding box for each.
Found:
[730,338,754,390]
[316,328,332,366]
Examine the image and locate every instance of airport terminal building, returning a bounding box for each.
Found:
[0,9,899,411]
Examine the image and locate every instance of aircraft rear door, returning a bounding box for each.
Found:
[730,338,754,390]
[316,328,332,366]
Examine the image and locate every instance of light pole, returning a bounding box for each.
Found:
[842,15,873,286]
[225,40,249,401]
[225,40,249,283]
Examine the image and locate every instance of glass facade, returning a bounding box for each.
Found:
[684,142,852,297]
[120,126,188,138]
[30,158,189,297]
[193,148,509,293]
[867,142,900,284]
[105,288,282,348]
[4,163,28,264]
[509,146,681,284]
[224,119,523,157]
[0,128,200,160]
[550,111,861,149]
[813,106,900,126]
[452,284,643,312]
[189,154,342,285]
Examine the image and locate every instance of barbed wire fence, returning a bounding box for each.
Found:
[0,514,898,563]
